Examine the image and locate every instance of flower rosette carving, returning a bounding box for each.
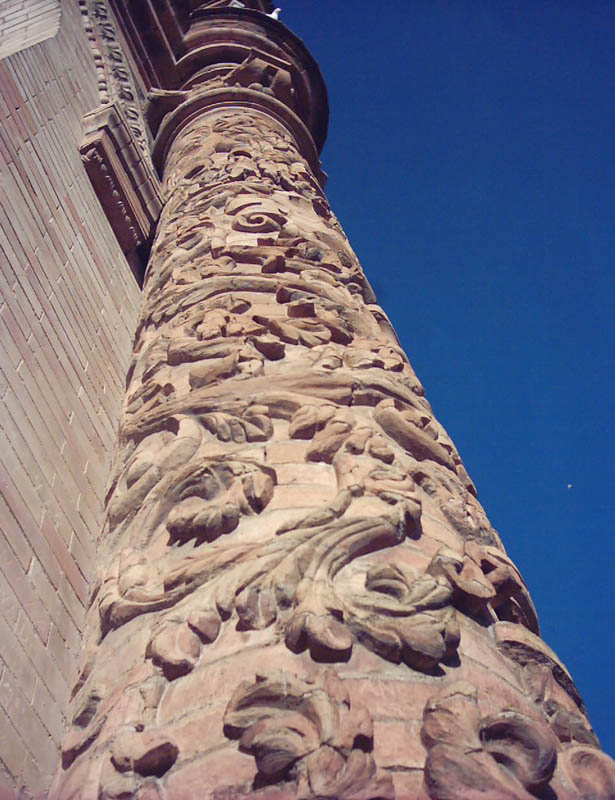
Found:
[421,681,558,800]
[223,669,394,800]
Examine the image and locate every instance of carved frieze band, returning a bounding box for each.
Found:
[79,0,151,159]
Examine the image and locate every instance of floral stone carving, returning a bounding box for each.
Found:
[421,682,558,799]
[53,10,615,796]
[223,669,394,799]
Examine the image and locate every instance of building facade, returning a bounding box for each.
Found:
[0,2,613,798]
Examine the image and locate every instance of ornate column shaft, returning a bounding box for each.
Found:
[54,4,615,799]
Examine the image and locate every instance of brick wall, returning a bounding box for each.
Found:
[0,1,142,794]
[0,1,61,62]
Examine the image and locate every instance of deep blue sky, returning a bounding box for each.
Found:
[282,0,615,753]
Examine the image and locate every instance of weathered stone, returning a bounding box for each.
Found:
[223,670,393,799]
[110,730,179,777]
[422,681,558,799]
[50,4,614,799]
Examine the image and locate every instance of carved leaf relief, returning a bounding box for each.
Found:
[421,682,558,800]
[223,670,394,799]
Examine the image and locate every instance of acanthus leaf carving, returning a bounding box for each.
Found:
[223,669,394,800]
[421,682,558,800]
[56,100,602,800]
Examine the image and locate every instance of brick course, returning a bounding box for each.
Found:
[0,1,141,794]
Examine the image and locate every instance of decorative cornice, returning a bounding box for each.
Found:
[79,0,153,164]
[80,103,164,282]
[108,2,329,158]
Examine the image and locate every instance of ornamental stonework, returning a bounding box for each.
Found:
[47,3,615,799]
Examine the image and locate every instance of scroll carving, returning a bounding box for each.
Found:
[492,621,601,754]
[427,541,539,632]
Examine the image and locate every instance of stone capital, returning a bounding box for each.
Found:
[109,1,329,160]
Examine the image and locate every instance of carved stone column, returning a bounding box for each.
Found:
[54,4,615,799]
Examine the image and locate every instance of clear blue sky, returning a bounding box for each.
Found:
[283,0,615,753]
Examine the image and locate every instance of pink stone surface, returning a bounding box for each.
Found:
[45,4,615,799]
